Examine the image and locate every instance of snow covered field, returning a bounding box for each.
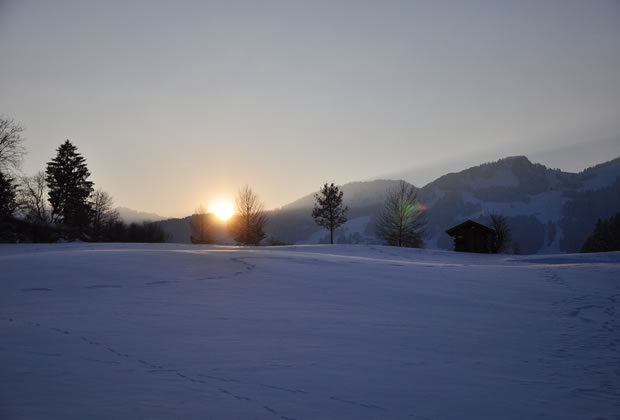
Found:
[1,243,619,419]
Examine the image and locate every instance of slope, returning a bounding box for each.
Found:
[1,243,618,419]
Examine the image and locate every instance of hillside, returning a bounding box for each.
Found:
[116,207,166,223]
[157,156,620,253]
[419,156,620,253]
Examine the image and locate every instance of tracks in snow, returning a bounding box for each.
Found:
[2,313,395,419]
[544,268,620,403]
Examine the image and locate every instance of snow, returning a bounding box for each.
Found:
[1,243,619,419]
[462,166,520,188]
[436,190,569,253]
[579,162,620,191]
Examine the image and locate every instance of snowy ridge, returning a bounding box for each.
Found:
[264,155,620,254]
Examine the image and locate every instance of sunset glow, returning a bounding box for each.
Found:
[210,199,235,221]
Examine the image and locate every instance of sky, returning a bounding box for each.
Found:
[1,0,619,217]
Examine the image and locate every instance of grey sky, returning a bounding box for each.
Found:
[1,0,619,217]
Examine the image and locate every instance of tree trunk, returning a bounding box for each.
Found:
[330,228,334,245]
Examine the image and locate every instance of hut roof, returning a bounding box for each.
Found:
[445,219,495,236]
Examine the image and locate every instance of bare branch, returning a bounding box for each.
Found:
[17,171,51,224]
[230,185,267,245]
[376,180,426,248]
[0,117,26,173]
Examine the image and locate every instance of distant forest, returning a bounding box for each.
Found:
[0,117,166,243]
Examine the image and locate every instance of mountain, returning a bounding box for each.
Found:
[265,156,620,253]
[418,156,620,253]
[116,207,166,223]
[156,155,620,254]
[155,216,235,245]
[265,180,405,244]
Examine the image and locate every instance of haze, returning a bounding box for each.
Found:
[1,0,619,217]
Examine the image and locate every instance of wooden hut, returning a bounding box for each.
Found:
[445,220,495,253]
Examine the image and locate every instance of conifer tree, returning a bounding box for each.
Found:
[0,171,17,219]
[312,183,348,245]
[582,213,620,252]
[46,140,94,231]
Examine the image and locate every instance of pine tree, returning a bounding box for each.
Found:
[375,181,426,248]
[582,214,620,252]
[46,140,94,231]
[0,171,17,219]
[312,183,348,245]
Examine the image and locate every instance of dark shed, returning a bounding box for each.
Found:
[445,220,495,253]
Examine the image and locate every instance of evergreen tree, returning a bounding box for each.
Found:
[375,181,426,248]
[46,140,94,231]
[582,213,620,252]
[0,171,17,219]
[312,183,348,245]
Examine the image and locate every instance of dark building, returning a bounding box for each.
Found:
[445,219,495,253]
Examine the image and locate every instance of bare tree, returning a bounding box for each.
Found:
[376,181,426,248]
[0,117,26,173]
[18,171,51,224]
[230,185,267,245]
[489,213,511,253]
[312,183,348,244]
[190,204,214,244]
[91,189,119,239]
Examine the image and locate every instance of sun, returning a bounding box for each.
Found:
[210,199,235,221]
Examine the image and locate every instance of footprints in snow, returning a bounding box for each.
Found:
[146,280,174,285]
[261,384,306,394]
[231,257,257,276]
[329,395,385,410]
[21,287,52,292]
[545,271,620,401]
[19,257,259,294]
[568,304,603,319]
[218,387,251,401]
[5,314,389,418]
[12,317,296,417]
[263,405,296,420]
[544,270,565,287]
[199,373,239,383]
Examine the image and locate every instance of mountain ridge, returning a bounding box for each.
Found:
[157,155,620,253]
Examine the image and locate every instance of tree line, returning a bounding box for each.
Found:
[312,180,428,247]
[189,179,429,248]
[581,212,620,253]
[0,117,166,243]
[2,115,524,251]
